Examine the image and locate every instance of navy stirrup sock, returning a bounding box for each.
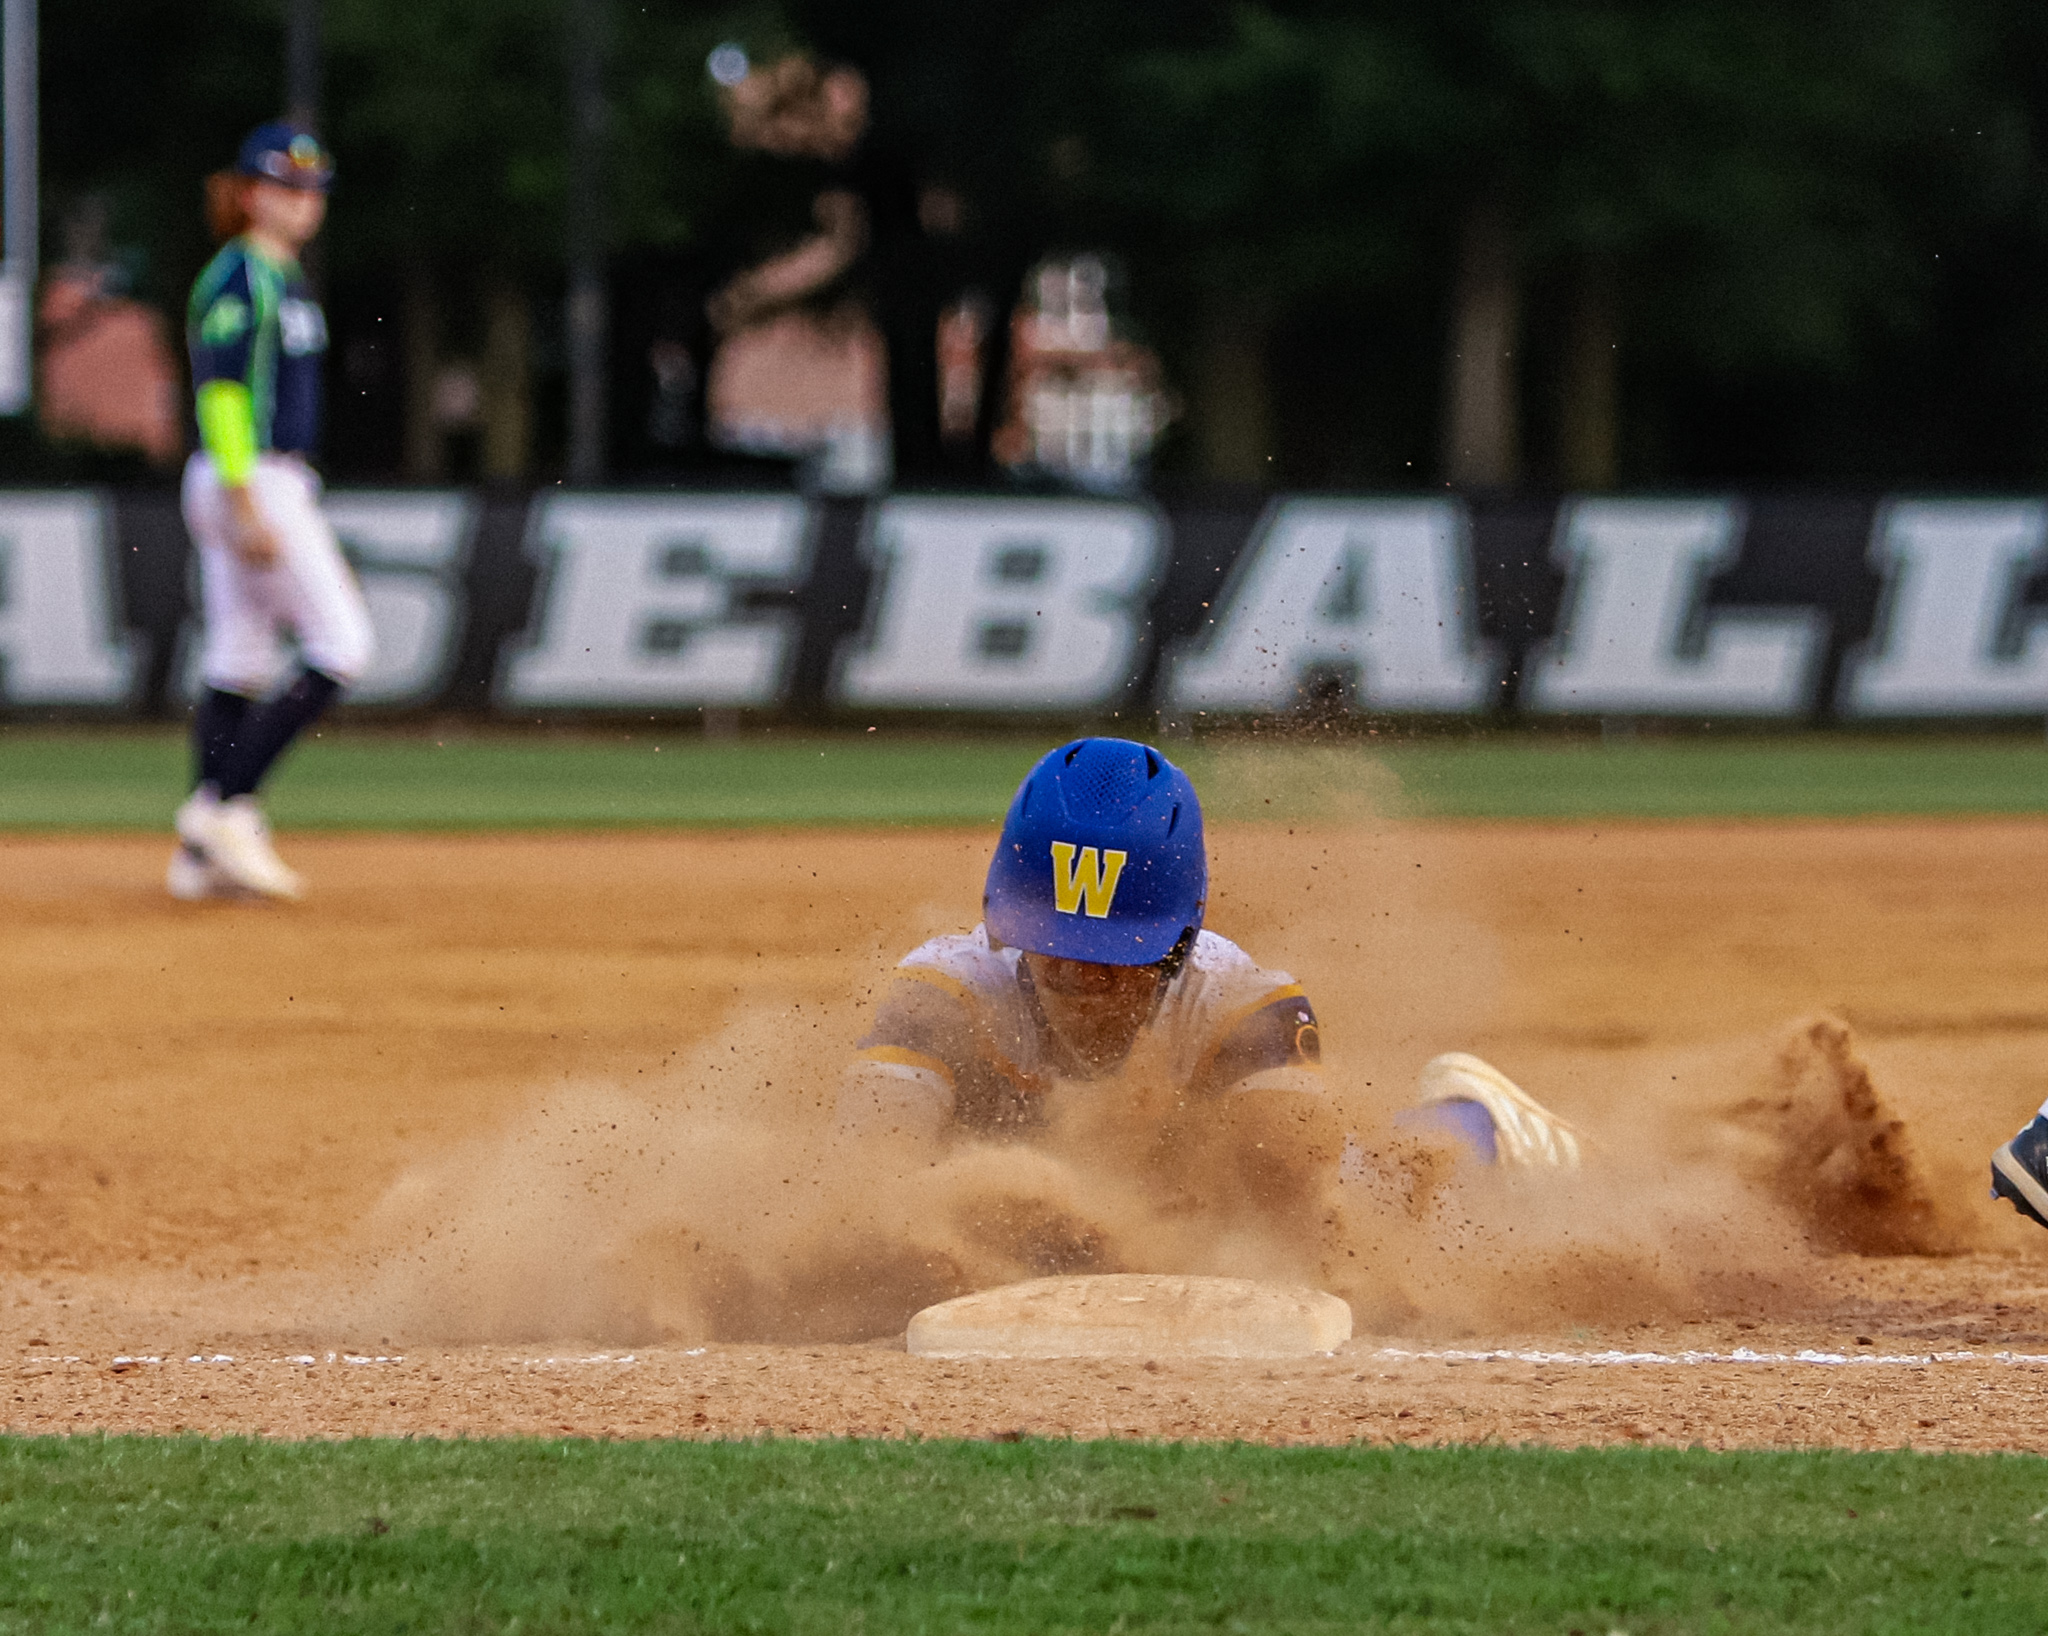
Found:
[192,687,253,792]
[214,667,344,800]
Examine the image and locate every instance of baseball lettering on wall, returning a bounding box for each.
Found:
[326,492,475,707]
[38,485,2048,722]
[1523,499,1827,715]
[0,493,137,705]
[1165,498,1497,714]
[834,497,1161,710]
[500,494,812,707]
[1840,501,2048,716]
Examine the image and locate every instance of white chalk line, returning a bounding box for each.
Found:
[18,1346,2048,1371]
[1370,1345,2048,1368]
[19,1351,647,1370]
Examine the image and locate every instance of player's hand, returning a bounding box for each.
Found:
[224,484,281,569]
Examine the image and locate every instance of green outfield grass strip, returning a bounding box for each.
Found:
[3,730,2048,830]
[0,1437,2043,1633]
[1382,739,2048,820]
[0,734,1047,831]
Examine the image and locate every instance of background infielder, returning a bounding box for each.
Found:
[169,121,372,902]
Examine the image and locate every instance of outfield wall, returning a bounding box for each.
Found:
[6,486,2048,720]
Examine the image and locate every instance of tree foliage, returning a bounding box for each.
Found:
[37,0,2048,485]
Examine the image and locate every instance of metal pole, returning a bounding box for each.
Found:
[284,0,320,128]
[0,0,36,415]
[282,0,325,295]
[565,0,606,483]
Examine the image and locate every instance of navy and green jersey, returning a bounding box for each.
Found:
[187,237,327,461]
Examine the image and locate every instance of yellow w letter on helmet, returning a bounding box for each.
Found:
[1049,841,1128,918]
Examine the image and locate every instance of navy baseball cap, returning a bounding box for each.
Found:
[236,122,334,192]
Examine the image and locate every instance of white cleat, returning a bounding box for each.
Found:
[173,786,220,853]
[1416,1052,1583,1170]
[192,795,303,901]
[165,842,233,901]
[170,791,244,900]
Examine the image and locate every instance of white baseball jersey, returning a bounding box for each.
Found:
[838,925,1321,1140]
[182,452,375,692]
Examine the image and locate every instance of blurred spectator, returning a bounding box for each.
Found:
[992,255,1173,492]
[645,338,698,452]
[704,53,891,492]
[936,291,990,447]
[37,198,182,466]
[707,302,888,490]
[721,54,869,162]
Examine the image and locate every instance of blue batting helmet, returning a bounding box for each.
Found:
[984,738,1207,967]
[236,122,334,192]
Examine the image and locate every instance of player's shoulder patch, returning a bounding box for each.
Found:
[190,246,257,346]
[199,294,251,347]
[1190,986,1321,1097]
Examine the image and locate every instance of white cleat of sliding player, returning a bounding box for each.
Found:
[1415,1051,1583,1169]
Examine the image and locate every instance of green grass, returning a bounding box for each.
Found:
[0,731,1046,830]
[1,1436,2043,1633]
[1379,736,2048,819]
[3,727,2048,829]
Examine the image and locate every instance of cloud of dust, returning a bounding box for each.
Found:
[348,1008,1341,1346]
[351,1003,1963,1346]
[350,738,1971,1345]
[1196,738,1510,1093]
[1329,1014,1972,1335]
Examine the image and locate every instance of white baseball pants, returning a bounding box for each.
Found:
[181,452,375,693]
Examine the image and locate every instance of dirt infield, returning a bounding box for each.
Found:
[6,818,2048,1449]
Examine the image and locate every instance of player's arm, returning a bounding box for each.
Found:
[189,261,278,566]
[835,969,976,1141]
[1190,986,1324,1099]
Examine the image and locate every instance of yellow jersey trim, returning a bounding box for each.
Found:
[856,1044,957,1084]
[895,964,979,1008]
